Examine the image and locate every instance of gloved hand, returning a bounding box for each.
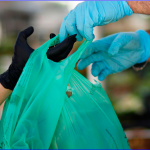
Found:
[77,30,150,81]
[0,26,76,90]
[59,1,133,42]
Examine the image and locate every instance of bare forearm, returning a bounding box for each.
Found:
[146,30,150,35]
[0,83,12,105]
[127,1,150,14]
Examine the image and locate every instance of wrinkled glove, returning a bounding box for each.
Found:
[77,30,150,81]
[59,1,133,42]
[0,27,76,90]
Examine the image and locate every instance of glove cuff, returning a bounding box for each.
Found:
[133,61,148,71]
[136,30,150,63]
[0,64,22,90]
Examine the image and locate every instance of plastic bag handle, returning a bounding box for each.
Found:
[63,38,93,67]
[34,35,92,67]
[33,35,60,55]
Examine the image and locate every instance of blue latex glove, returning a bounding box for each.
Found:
[77,30,150,81]
[59,1,133,42]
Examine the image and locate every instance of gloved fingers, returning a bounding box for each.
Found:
[48,33,57,50]
[15,26,34,54]
[75,7,85,40]
[48,37,76,62]
[108,33,131,56]
[101,33,119,43]
[77,52,104,70]
[91,62,105,77]
[77,59,89,70]
[98,69,111,81]
[47,34,76,61]
[83,15,95,41]
[83,24,95,41]
[59,16,69,42]
[50,33,56,39]
[80,39,112,59]
[80,33,119,59]
[95,33,119,52]
[17,26,34,42]
[80,43,95,59]
[80,42,99,59]
[65,10,83,41]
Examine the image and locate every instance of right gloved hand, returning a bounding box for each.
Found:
[0,27,76,90]
[77,30,150,81]
[59,1,133,42]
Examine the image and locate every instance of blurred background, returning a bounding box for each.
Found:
[0,1,150,149]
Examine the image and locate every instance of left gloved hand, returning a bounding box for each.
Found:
[0,27,76,90]
[77,30,150,81]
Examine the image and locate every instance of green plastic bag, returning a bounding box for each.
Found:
[0,35,130,149]
[50,70,130,149]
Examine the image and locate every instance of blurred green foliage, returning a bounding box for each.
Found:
[0,36,16,55]
[106,64,150,117]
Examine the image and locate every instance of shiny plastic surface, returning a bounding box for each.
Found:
[50,70,130,149]
[0,35,130,149]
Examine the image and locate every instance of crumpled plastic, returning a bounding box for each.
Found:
[0,35,130,149]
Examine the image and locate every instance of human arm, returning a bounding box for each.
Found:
[0,84,12,105]
[127,1,150,14]
[0,27,76,105]
[77,30,150,81]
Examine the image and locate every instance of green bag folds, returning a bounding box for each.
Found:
[0,35,130,149]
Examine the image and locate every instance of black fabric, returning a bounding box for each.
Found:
[0,27,76,90]
[47,34,76,62]
[0,64,21,90]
